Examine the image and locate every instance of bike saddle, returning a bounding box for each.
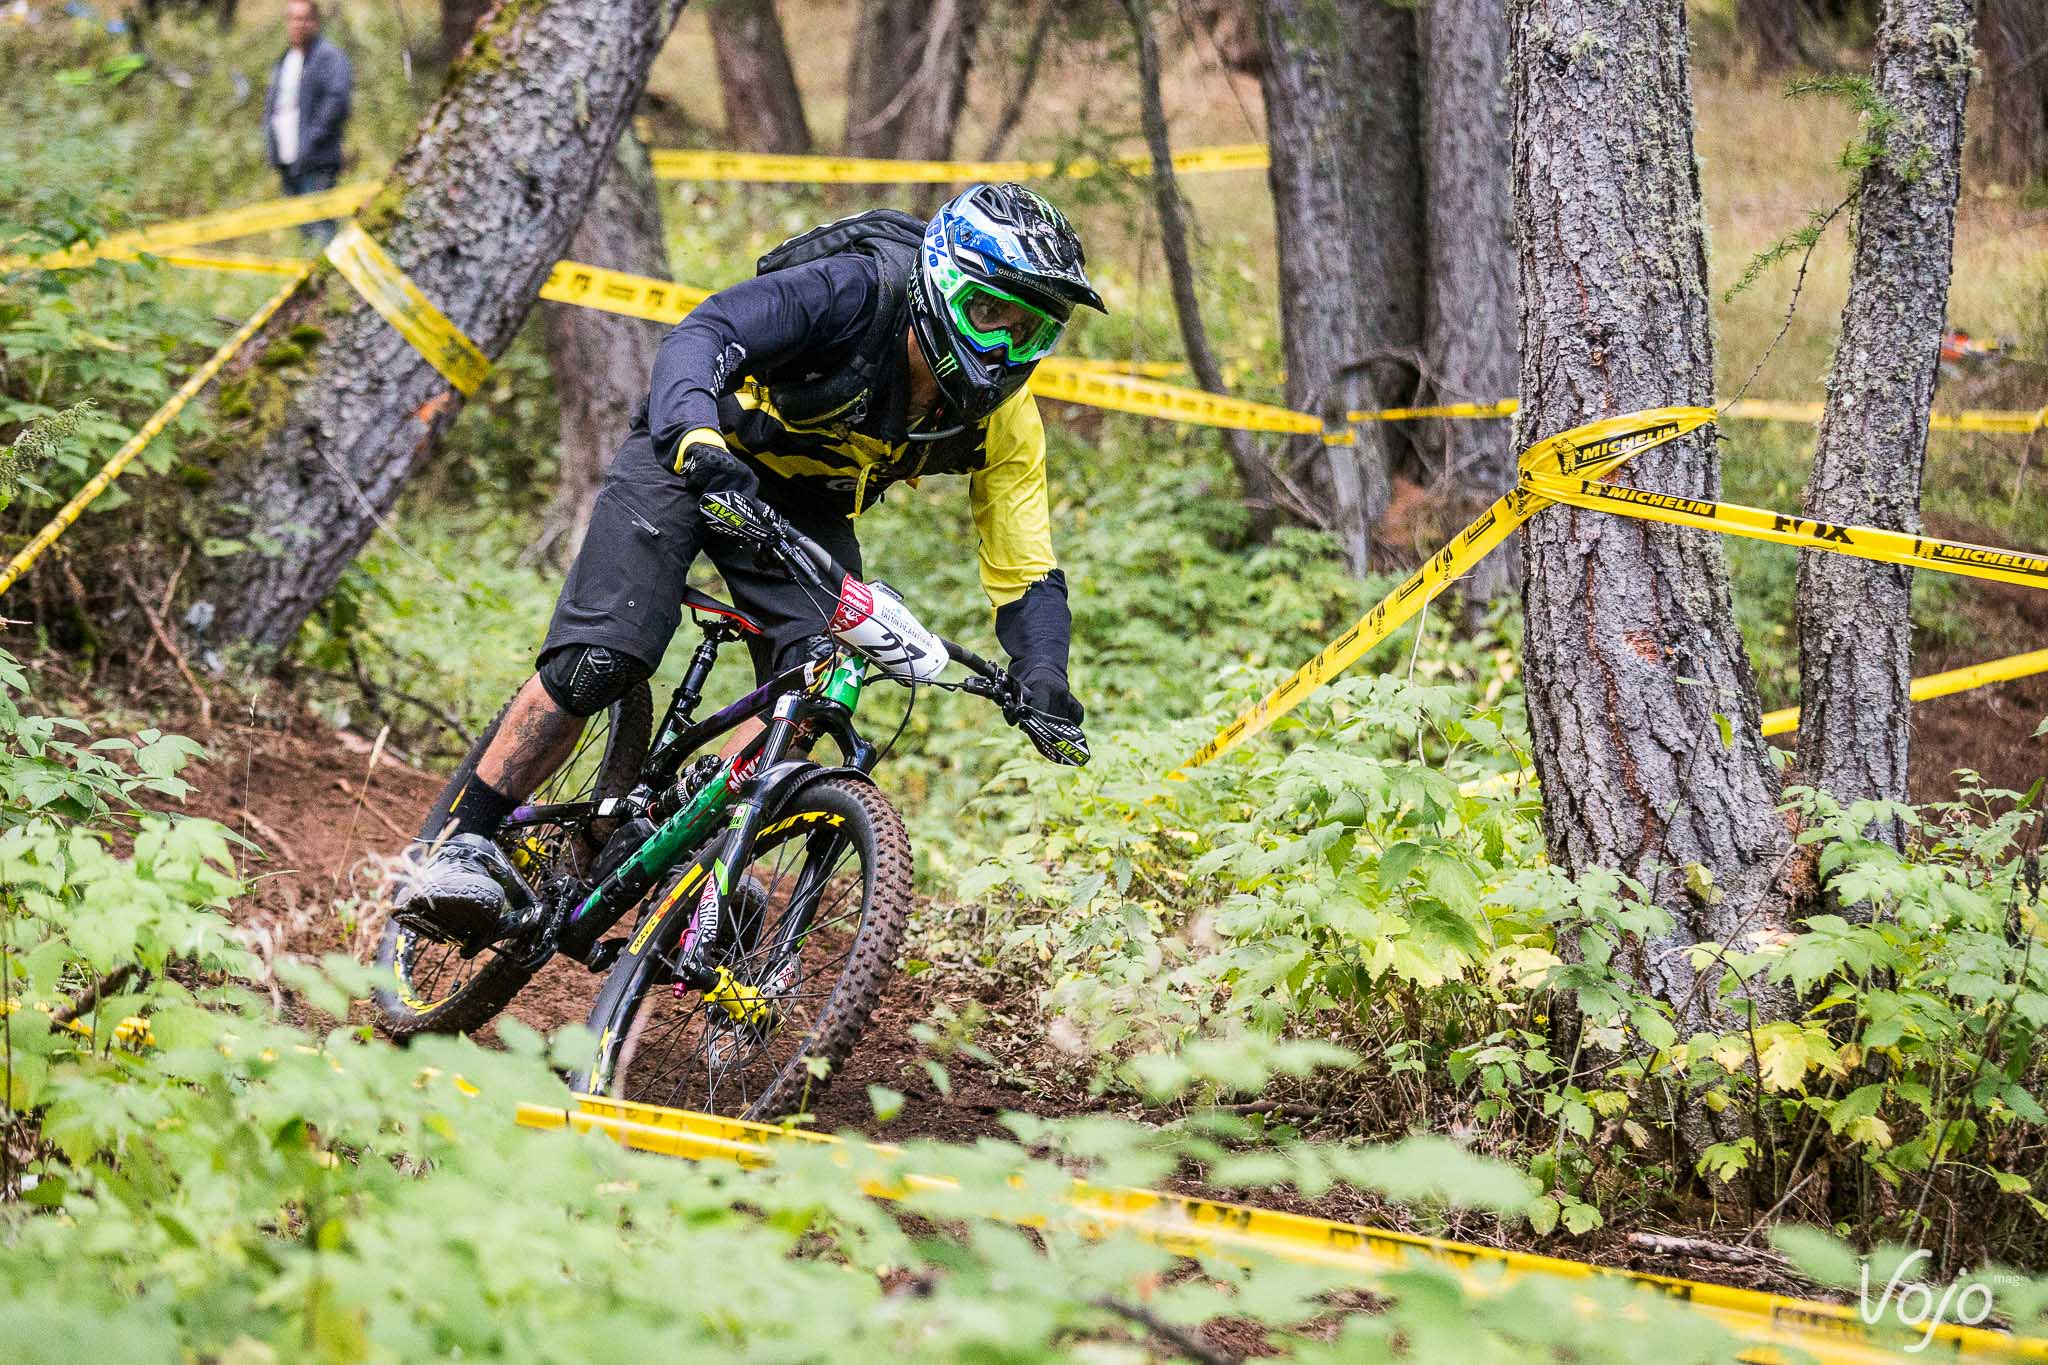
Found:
[683,585,763,635]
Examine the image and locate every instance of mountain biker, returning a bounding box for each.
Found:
[395,182,1105,946]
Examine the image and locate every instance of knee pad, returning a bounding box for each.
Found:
[536,644,650,718]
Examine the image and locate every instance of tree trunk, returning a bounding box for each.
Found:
[195,0,690,652]
[537,132,671,567]
[1975,0,2047,185]
[439,0,497,66]
[1128,0,1278,540]
[1793,0,1976,850]
[1510,0,1793,1146]
[1738,0,1822,70]
[1420,0,1520,600]
[844,0,984,161]
[708,0,814,154]
[978,0,1059,161]
[1258,0,1423,574]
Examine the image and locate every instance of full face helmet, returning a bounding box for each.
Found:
[909,183,1106,426]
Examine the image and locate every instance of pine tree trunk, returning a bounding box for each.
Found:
[439,0,497,66]
[195,0,690,652]
[1421,0,1519,599]
[1976,0,2047,185]
[1258,0,1423,574]
[844,0,984,161]
[1739,0,1821,70]
[1129,0,1278,540]
[1510,0,1793,1127]
[709,0,814,154]
[537,132,670,567]
[1793,0,1976,849]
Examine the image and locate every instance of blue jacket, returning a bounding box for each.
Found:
[264,36,352,173]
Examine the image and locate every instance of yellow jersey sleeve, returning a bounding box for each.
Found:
[969,389,1058,609]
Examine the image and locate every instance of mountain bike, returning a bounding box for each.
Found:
[373,490,1087,1120]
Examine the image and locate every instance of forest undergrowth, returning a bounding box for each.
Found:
[5,4,2048,1358]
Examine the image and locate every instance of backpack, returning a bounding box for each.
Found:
[753,209,924,426]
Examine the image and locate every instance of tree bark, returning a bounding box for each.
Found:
[1975,0,2047,185]
[195,0,690,652]
[439,0,497,66]
[708,0,814,154]
[1510,0,1793,1115]
[1258,0,1423,573]
[1739,0,1823,70]
[537,132,671,567]
[978,0,1059,161]
[1421,0,1520,600]
[1129,0,1278,540]
[1793,0,1976,850]
[844,0,984,161]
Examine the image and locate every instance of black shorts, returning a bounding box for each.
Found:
[539,424,862,684]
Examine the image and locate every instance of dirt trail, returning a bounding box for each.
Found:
[182,705,1065,1141]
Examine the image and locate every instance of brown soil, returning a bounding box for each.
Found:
[177,702,1073,1136]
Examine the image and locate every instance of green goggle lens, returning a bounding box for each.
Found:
[948,283,1064,364]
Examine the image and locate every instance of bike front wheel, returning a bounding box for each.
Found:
[571,776,911,1121]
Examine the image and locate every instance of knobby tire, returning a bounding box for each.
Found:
[373,682,653,1039]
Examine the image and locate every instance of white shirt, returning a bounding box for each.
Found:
[272,47,305,166]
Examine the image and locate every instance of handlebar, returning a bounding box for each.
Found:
[702,489,1090,766]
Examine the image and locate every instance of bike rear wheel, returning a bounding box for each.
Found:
[374,681,653,1039]
[572,776,910,1120]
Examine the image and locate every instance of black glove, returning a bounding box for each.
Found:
[676,434,759,501]
[1015,665,1084,725]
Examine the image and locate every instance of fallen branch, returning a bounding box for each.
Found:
[235,807,302,866]
[1626,1231,1772,1266]
[116,563,211,730]
[50,963,137,1028]
[136,545,191,672]
[1208,1101,1323,1121]
[333,777,414,844]
[1091,1294,1237,1365]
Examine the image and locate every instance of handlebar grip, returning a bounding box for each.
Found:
[942,638,1000,679]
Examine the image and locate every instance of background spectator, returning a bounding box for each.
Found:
[263,0,351,244]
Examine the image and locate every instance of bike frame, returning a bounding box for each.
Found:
[498,612,880,978]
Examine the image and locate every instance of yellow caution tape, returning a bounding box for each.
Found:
[1929,405,2048,435]
[1179,408,1718,771]
[1063,357,1190,380]
[649,142,1269,185]
[536,259,712,325]
[1349,398,1521,423]
[83,238,2048,441]
[152,250,315,276]
[0,266,311,599]
[130,253,1342,437]
[1031,357,1325,435]
[1342,395,2048,434]
[516,1092,2048,1364]
[0,181,375,272]
[1526,473,2048,594]
[323,223,490,398]
[1761,647,2048,737]
[1721,398,2048,435]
